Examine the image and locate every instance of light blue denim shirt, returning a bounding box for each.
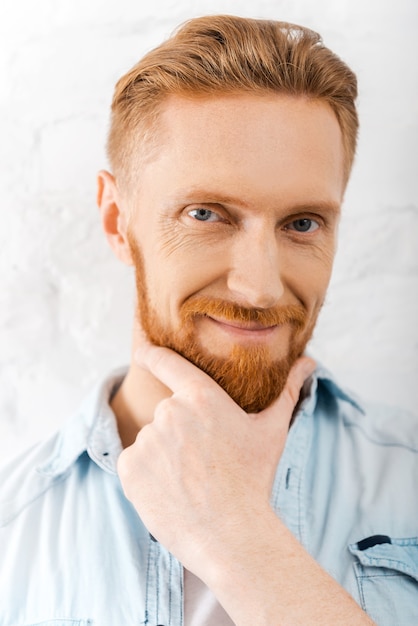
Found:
[1,365,417,626]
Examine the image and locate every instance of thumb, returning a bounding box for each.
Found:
[262,356,316,424]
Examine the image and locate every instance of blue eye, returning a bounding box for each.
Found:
[287,218,319,233]
[188,208,221,222]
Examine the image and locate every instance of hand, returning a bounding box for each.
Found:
[117,344,315,576]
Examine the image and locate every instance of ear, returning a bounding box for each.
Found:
[97,170,133,266]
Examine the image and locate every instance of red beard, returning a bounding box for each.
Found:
[129,237,314,413]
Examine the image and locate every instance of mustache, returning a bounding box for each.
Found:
[180,296,307,329]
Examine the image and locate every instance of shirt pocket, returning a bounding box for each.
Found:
[349,536,418,625]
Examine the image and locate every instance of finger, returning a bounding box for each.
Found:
[261,356,316,423]
[135,342,218,394]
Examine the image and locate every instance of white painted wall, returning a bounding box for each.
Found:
[1,0,417,460]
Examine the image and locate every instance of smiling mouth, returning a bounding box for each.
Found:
[205,315,278,334]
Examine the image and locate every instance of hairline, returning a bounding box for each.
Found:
[114,88,352,198]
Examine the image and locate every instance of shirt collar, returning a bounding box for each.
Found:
[37,368,127,478]
[311,361,365,415]
[37,361,364,479]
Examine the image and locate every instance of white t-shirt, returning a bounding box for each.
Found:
[184,569,235,626]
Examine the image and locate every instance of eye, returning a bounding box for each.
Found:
[188,208,222,222]
[286,218,319,233]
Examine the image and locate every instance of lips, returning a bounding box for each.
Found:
[206,315,278,332]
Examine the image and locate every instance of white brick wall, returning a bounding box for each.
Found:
[1,0,417,460]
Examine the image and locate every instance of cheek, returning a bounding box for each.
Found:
[148,233,232,305]
[142,248,222,324]
[281,245,335,309]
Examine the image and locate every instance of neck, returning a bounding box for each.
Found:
[111,322,172,447]
[111,363,172,448]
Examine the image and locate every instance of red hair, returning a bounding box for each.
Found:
[107,15,358,186]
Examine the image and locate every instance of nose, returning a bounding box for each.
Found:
[226,226,284,309]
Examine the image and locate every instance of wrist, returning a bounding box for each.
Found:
[193,505,283,591]
[189,509,375,626]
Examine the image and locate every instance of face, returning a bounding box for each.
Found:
[124,94,345,412]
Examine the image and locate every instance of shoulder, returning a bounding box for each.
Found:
[0,368,126,529]
[0,425,93,531]
[314,366,418,453]
[348,398,418,452]
[0,433,63,527]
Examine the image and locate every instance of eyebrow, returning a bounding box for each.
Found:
[169,187,341,215]
[170,188,252,209]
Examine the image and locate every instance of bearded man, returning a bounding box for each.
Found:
[1,15,417,626]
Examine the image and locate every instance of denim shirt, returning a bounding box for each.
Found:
[0,366,417,626]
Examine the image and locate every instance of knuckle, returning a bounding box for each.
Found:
[154,397,177,423]
[183,382,214,405]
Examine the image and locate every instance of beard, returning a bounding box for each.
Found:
[129,236,316,413]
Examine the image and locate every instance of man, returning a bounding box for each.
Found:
[1,14,417,626]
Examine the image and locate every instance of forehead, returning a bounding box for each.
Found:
[134,93,345,209]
